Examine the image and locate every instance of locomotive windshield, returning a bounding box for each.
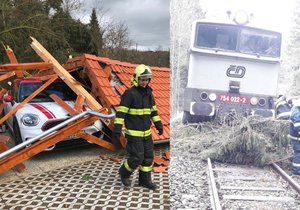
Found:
[195,23,281,58]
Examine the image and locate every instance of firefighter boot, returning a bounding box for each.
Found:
[138,171,157,190]
[119,164,132,186]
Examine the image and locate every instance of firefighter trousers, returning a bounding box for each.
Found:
[125,135,154,170]
[291,140,300,175]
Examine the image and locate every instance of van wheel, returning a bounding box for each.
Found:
[13,119,23,145]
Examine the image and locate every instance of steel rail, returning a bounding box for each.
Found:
[207,158,222,210]
[0,110,114,160]
[271,163,300,195]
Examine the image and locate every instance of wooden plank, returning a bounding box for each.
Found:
[0,116,99,174]
[0,104,4,114]
[0,76,57,124]
[99,155,121,163]
[0,72,15,82]
[220,186,285,192]
[5,46,18,63]
[0,89,7,98]
[0,62,53,71]
[49,94,78,116]
[5,46,22,78]
[76,131,116,151]
[28,75,57,81]
[0,142,25,173]
[223,195,294,202]
[30,37,102,111]
[74,94,85,112]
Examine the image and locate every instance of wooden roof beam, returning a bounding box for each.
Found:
[74,94,85,112]
[4,45,22,78]
[76,131,116,151]
[0,62,53,71]
[0,72,15,82]
[0,116,99,174]
[49,93,79,116]
[0,89,7,98]
[30,37,102,111]
[0,76,57,124]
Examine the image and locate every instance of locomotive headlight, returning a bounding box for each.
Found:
[200,92,208,100]
[21,114,40,126]
[250,97,258,106]
[233,10,249,25]
[209,93,217,101]
[258,98,266,106]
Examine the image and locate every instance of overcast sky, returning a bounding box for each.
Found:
[201,0,294,37]
[74,0,170,51]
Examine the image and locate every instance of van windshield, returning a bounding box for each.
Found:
[194,23,281,58]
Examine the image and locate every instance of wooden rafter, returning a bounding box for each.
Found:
[0,116,99,173]
[0,104,4,114]
[74,94,85,112]
[30,37,102,111]
[49,93,78,116]
[4,46,18,63]
[0,89,7,98]
[76,131,116,151]
[0,76,57,124]
[0,143,25,173]
[4,46,22,78]
[0,72,15,82]
[0,62,53,71]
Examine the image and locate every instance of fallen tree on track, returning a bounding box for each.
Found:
[172,115,291,166]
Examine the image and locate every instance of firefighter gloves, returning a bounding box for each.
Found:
[112,132,122,150]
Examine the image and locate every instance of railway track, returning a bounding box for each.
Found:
[207,158,300,210]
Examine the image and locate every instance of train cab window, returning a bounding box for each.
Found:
[239,28,281,57]
[195,23,238,51]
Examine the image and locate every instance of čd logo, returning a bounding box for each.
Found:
[226,65,246,78]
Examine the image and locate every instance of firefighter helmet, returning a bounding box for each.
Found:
[132,64,152,86]
[134,64,152,80]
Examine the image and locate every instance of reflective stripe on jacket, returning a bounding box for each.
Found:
[113,85,163,138]
[289,106,300,137]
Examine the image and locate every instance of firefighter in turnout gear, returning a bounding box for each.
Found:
[288,99,300,175]
[113,64,164,190]
[275,95,292,120]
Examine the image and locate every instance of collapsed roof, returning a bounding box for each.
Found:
[63,54,171,142]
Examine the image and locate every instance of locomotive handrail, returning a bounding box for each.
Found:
[0,110,114,160]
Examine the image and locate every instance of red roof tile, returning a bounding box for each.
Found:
[114,85,127,95]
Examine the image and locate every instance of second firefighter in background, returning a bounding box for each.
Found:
[113,64,163,190]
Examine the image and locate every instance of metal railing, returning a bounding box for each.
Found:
[0,110,114,160]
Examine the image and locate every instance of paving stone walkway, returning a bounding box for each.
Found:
[0,146,170,210]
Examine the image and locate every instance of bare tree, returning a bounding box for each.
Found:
[104,21,132,50]
[62,0,82,13]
